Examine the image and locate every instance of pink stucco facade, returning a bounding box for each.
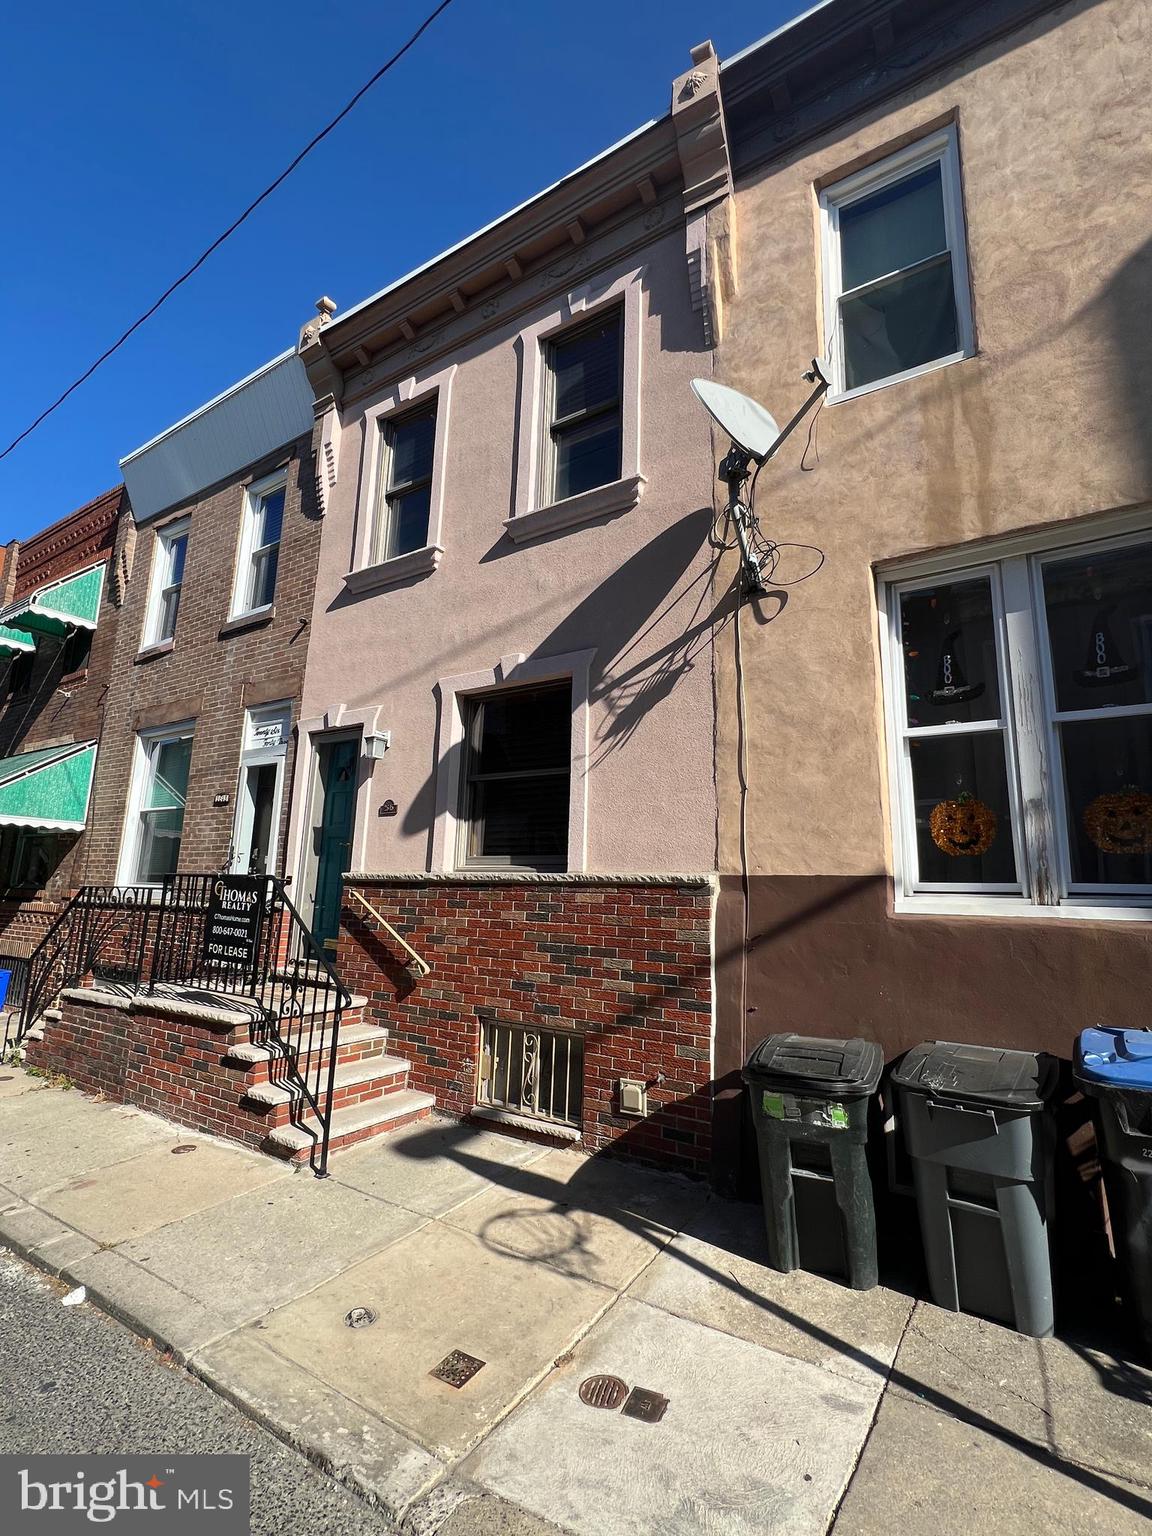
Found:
[288,189,720,892]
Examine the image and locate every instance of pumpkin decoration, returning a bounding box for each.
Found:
[930,794,998,857]
[1083,789,1152,854]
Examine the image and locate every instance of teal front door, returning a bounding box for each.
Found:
[311,737,359,952]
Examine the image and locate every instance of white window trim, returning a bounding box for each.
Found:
[116,721,195,888]
[229,702,292,876]
[141,517,190,651]
[229,470,286,621]
[346,363,456,593]
[431,650,594,874]
[508,265,646,542]
[819,124,974,404]
[878,516,1152,921]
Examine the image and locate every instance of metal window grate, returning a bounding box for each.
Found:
[478,1019,583,1128]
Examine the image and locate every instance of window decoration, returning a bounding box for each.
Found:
[929,795,998,858]
[144,519,189,648]
[374,402,437,563]
[1082,789,1152,855]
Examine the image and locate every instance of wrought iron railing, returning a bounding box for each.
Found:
[4,885,153,1057]
[5,875,350,1175]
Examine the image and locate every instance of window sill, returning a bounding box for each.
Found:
[343,545,443,594]
[895,894,1152,923]
[505,473,646,544]
[133,640,174,665]
[828,349,974,405]
[469,1104,582,1141]
[219,607,274,639]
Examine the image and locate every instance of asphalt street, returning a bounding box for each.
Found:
[0,1248,400,1535]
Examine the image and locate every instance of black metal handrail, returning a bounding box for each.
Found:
[5,874,350,1175]
[4,885,153,1056]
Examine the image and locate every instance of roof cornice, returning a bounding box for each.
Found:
[721,0,1071,179]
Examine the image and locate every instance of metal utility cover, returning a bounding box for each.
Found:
[345,1306,377,1329]
[431,1350,486,1388]
[579,1374,628,1410]
[622,1386,669,1424]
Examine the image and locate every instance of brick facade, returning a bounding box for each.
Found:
[336,875,715,1174]
[83,436,320,887]
[0,486,129,949]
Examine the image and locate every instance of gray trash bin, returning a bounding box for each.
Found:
[892,1041,1059,1337]
[743,1033,884,1290]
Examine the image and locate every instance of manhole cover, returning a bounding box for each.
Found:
[579,1374,628,1410]
[430,1350,485,1388]
[171,1144,198,1155]
[344,1307,377,1329]
[621,1386,669,1424]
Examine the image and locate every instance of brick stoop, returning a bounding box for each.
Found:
[25,984,435,1164]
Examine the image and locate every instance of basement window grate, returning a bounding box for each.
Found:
[477,1019,583,1129]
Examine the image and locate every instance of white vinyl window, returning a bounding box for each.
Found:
[120,724,194,886]
[232,473,285,618]
[880,525,1152,918]
[543,308,624,504]
[820,126,973,400]
[230,703,290,877]
[459,682,572,871]
[142,519,190,648]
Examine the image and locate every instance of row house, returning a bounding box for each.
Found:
[704,0,1150,1182]
[13,0,1147,1199]
[291,93,727,1169]
[0,487,130,968]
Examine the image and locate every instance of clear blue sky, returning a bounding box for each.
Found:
[0,0,792,541]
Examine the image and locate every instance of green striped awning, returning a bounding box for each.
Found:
[0,742,97,830]
[0,623,35,660]
[2,563,106,640]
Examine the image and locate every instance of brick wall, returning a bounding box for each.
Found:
[0,486,129,916]
[336,875,715,1174]
[26,991,265,1150]
[83,437,321,886]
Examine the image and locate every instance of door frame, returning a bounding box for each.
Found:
[230,702,292,877]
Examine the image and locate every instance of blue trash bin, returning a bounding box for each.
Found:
[0,970,10,1011]
[1075,1026,1152,1358]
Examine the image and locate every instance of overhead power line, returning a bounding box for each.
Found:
[0,0,460,464]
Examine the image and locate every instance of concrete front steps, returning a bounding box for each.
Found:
[224,1000,435,1164]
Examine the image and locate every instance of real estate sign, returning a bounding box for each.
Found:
[202,875,266,973]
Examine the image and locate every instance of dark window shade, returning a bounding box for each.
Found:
[552,317,622,421]
[379,403,437,559]
[548,311,623,501]
[463,682,572,869]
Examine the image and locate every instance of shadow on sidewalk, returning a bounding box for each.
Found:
[392,1120,1152,1521]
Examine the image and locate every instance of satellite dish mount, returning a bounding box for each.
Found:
[691,361,829,595]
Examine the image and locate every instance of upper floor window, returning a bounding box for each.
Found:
[143,518,189,648]
[821,126,973,399]
[881,527,1152,917]
[232,475,285,618]
[373,402,437,564]
[544,310,623,503]
[459,682,571,871]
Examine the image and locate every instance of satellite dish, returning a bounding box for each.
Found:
[690,379,780,464]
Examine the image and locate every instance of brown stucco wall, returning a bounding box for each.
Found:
[710,0,1152,1132]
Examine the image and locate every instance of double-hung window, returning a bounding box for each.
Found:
[373,402,437,564]
[460,683,571,870]
[544,310,623,503]
[126,726,194,885]
[882,527,1152,915]
[821,126,973,398]
[144,519,189,648]
[233,475,284,617]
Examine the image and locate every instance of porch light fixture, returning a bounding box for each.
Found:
[363,731,391,761]
[691,362,830,594]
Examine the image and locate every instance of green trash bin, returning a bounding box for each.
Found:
[743,1032,884,1290]
[893,1041,1059,1338]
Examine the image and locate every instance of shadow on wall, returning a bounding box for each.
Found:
[397,506,726,846]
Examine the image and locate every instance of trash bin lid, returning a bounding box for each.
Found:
[891,1040,1059,1108]
[743,1032,883,1096]
[1075,1026,1152,1090]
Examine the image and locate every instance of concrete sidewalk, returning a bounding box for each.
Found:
[1,1070,1150,1535]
